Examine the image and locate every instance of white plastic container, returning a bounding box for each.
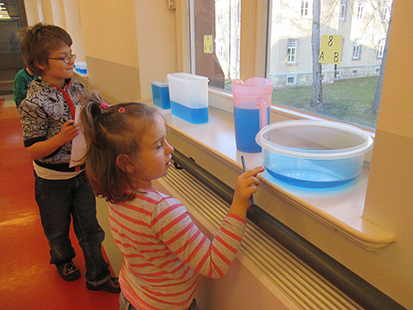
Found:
[167,73,209,124]
[256,120,374,188]
[151,80,170,109]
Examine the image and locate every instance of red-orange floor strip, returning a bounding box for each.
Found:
[0,102,119,310]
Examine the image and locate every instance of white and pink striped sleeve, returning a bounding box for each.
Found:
[152,196,247,278]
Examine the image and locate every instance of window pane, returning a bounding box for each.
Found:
[190,0,241,91]
[0,0,24,54]
[267,0,393,130]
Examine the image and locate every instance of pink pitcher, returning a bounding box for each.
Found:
[232,78,273,153]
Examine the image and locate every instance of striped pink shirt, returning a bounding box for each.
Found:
[108,188,246,310]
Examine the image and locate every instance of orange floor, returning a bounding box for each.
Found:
[0,97,120,309]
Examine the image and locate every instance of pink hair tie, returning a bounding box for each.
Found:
[99,102,109,109]
[118,107,125,113]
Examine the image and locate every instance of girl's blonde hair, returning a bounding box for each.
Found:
[80,91,160,203]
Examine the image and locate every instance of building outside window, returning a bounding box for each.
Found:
[377,39,385,58]
[340,0,347,20]
[301,0,310,17]
[353,43,361,59]
[190,0,241,91]
[267,0,393,130]
[357,0,365,20]
[382,1,390,21]
[189,0,393,130]
[287,39,298,64]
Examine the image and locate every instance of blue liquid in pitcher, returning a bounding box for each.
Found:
[234,107,270,153]
[171,101,208,124]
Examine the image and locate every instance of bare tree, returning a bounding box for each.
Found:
[312,0,323,108]
[371,0,394,114]
[311,0,392,114]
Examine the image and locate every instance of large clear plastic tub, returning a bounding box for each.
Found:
[256,120,374,188]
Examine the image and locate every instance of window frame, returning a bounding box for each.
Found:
[286,74,297,85]
[352,42,361,59]
[286,39,298,64]
[340,0,347,20]
[382,1,390,21]
[377,39,385,58]
[357,0,365,20]
[180,0,381,134]
[300,0,310,18]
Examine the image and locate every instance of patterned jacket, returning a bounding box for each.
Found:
[19,78,87,171]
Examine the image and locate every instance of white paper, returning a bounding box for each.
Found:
[69,105,87,168]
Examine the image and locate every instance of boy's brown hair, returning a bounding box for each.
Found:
[19,23,72,76]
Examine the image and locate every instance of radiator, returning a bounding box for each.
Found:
[159,165,363,310]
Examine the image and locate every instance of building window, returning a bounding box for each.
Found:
[377,39,385,58]
[357,1,365,20]
[286,75,297,85]
[353,43,361,59]
[301,0,310,17]
[339,0,347,20]
[267,0,393,130]
[382,2,390,21]
[287,39,298,64]
[217,38,225,59]
[187,0,393,130]
[217,4,223,22]
[190,0,241,91]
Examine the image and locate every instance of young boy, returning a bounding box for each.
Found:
[18,23,119,293]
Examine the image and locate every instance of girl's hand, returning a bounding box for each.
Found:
[58,120,80,144]
[230,166,265,218]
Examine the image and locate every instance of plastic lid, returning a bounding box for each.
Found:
[151,80,168,87]
[167,72,209,83]
[256,120,374,159]
[232,77,273,96]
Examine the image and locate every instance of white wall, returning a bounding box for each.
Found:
[361,1,413,306]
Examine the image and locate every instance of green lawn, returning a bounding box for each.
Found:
[225,76,379,130]
[272,76,379,130]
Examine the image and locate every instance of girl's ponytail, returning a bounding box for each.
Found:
[79,91,115,199]
[80,90,107,148]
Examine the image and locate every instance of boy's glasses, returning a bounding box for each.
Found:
[48,54,76,64]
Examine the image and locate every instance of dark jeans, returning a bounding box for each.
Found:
[34,170,110,283]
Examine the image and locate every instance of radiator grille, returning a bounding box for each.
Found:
[159,165,363,310]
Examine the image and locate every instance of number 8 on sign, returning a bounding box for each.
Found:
[319,35,343,64]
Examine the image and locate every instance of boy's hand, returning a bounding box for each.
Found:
[26,120,80,160]
[230,166,265,218]
[58,120,80,144]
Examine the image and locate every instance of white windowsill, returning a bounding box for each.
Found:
[154,99,395,251]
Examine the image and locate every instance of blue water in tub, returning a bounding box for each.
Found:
[263,152,362,188]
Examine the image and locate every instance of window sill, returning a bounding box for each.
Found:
[158,104,395,251]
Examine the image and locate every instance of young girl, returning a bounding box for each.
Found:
[80,93,264,310]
